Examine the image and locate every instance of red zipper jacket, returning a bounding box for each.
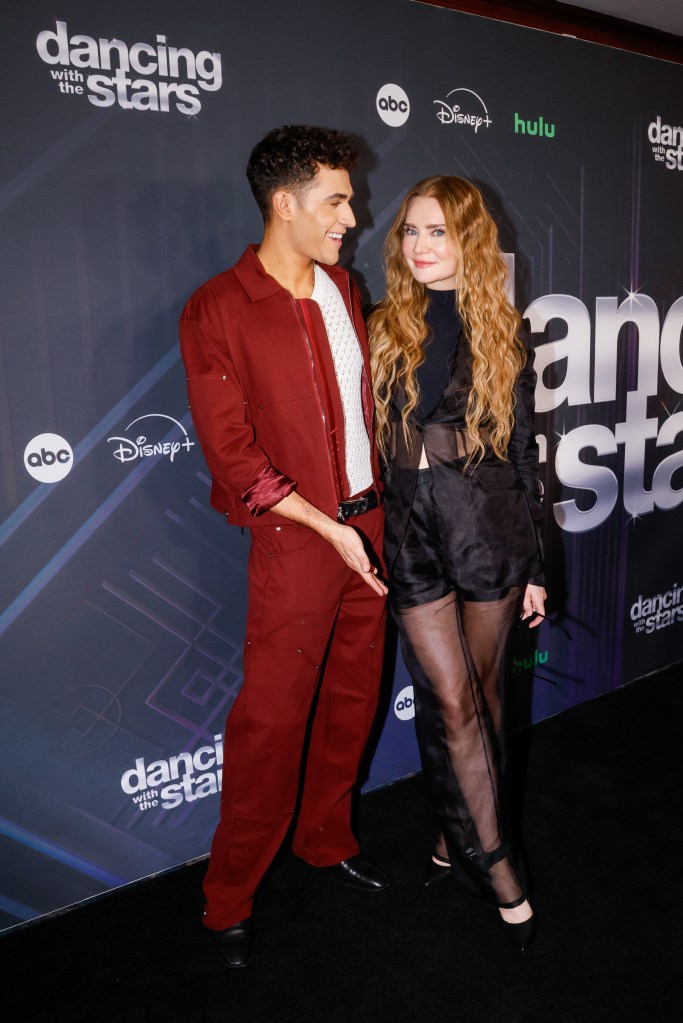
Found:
[179,245,380,528]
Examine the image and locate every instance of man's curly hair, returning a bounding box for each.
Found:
[246,124,358,222]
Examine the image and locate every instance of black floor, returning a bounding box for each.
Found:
[3,666,682,1023]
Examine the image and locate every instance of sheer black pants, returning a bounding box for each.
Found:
[392,471,528,908]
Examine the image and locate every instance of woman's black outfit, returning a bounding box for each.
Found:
[383,288,544,909]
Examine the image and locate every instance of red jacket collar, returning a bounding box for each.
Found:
[233,244,349,302]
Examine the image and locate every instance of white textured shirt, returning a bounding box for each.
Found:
[311,265,373,497]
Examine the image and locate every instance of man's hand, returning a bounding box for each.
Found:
[325,521,388,596]
[521,583,547,628]
[270,490,387,596]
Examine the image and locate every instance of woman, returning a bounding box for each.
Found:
[368,176,546,951]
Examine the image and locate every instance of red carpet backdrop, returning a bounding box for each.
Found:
[1,0,681,932]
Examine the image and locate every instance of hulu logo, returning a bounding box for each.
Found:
[512,649,549,673]
[514,113,555,138]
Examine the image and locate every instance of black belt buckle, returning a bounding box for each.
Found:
[337,489,378,523]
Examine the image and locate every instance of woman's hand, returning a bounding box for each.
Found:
[521,584,547,628]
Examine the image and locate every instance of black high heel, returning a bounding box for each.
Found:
[499,911,537,953]
[423,854,452,888]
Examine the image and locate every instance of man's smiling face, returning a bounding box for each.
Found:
[287,164,356,265]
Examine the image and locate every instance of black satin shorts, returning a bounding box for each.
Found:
[391,468,511,610]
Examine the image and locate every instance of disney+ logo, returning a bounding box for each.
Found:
[108,414,194,464]
[434,88,492,132]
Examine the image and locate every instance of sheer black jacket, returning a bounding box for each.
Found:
[382,312,545,594]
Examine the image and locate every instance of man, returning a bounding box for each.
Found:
[180,125,388,968]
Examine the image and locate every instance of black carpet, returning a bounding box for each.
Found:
[3,666,682,1023]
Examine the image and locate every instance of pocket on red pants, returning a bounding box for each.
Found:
[251,522,317,556]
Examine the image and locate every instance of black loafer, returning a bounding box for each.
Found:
[209,918,254,968]
[325,854,390,891]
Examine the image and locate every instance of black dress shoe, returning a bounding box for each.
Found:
[325,854,390,891]
[209,918,254,968]
[424,854,452,888]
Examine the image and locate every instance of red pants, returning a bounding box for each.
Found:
[203,506,386,930]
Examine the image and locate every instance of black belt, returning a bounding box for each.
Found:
[337,489,380,523]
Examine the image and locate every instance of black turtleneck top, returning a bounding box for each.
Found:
[414,288,461,419]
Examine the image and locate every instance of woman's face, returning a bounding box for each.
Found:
[400,195,458,290]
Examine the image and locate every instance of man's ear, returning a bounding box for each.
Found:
[271,189,295,222]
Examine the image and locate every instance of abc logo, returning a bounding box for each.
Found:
[376,84,410,127]
[394,685,415,721]
[24,432,74,483]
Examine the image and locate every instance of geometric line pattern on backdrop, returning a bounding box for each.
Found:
[53,684,124,756]
[94,556,242,746]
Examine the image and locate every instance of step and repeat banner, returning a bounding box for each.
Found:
[1,0,681,931]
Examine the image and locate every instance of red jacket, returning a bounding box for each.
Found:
[179,245,380,528]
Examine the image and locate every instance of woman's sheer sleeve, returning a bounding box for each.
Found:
[508,319,545,584]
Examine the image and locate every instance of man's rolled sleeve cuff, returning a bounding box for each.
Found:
[241,464,297,517]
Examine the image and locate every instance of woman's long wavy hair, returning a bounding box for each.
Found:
[368,176,524,463]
